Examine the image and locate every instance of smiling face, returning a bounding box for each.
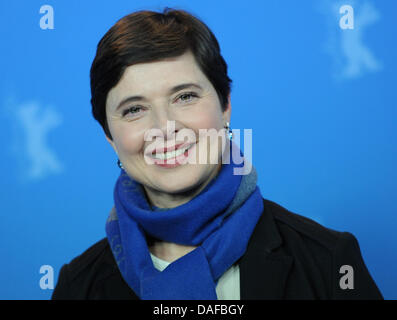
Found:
[105,50,231,205]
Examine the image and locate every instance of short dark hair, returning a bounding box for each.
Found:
[90,7,232,140]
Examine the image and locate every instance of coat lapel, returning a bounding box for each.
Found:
[239,199,293,299]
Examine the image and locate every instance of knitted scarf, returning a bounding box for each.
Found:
[106,145,263,299]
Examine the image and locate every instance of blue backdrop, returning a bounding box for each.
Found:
[1,0,396,300]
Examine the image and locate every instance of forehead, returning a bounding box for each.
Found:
[107,51,208,105]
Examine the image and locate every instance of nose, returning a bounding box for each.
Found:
[150,106,183,142]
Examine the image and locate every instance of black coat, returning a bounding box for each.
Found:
[52,199,383,300]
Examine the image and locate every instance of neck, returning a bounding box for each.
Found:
[149,241,197,263]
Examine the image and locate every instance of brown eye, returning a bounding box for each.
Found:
[177,92,198,103]
[122,106,143,117]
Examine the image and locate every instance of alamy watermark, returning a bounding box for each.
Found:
[142,121,253,175]
[39,5,54,30]
[339,4,354,30]
[339,265,354,290]
[39,265,54,290]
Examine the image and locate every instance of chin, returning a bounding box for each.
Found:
[153,165,211,195]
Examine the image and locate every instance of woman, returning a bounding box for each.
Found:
[52,8,383,300]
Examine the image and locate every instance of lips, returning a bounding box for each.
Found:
[152,142,191,156]
[151,142,195,161]
[142,141,196,169]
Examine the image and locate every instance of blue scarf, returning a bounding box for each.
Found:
[106,146,264,299]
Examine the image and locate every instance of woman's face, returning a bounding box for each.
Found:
[105,50,231,198]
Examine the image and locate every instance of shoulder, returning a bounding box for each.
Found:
[65,238,112,279]
[261,198,383,299]
[263,198,346,251]
[52,238,127,299]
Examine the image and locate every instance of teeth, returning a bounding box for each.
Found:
[153,146,188,160]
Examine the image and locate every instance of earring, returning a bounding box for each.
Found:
[224,122,233,140]
[117,159,124,170]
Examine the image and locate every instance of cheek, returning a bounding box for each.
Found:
[187,104,224,132]
[186,107,225,164]
[113,124,146,156]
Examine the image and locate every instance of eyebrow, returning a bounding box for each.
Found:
[115,82,203,111]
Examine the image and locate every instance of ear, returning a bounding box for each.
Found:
[223,93,232,124]
[105,135,118,157]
